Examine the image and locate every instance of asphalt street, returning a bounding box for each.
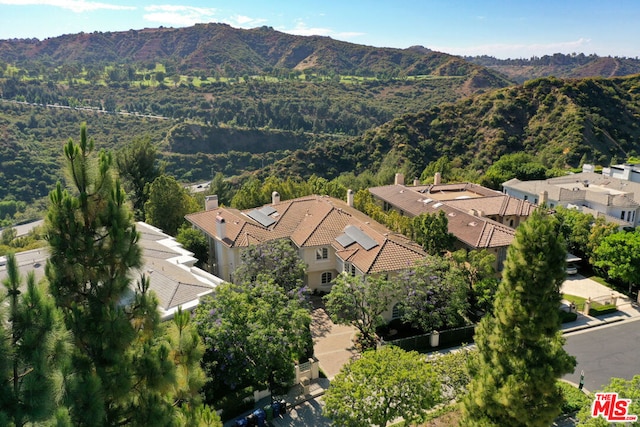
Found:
[564,318,640,392]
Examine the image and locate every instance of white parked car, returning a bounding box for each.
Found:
[566,263,578,275]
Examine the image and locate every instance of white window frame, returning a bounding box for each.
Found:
[321,271,333,284]
[316,247,329,260]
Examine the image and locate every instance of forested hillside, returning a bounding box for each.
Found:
[3,24,640,220]
[0,24,514,207]
[271,75,640,180]
[0,23,510,80]
[466,53,640,83]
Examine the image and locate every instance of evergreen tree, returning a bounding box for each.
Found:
[45,124,177,426]
[145,174,200,235]
[0,252,71,427]
[461,209,576,427]
[412,211,455,255]
[116,135,162,221]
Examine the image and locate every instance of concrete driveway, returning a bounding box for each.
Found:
[310,297,358,380]
[561,274,630,302]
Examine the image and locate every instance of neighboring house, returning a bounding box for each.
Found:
[369,174,536,271]
[599,163,640,183]
[502,170,640,228]
[135,222,222,319]
[185,193,428,293]
[0,221,221,320]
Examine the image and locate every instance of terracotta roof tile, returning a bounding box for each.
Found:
[369,183,524,249]
[186,195,428,274]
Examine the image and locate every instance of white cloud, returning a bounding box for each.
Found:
[279,20,364,40]
[226,14,267,28]
[434,38,593,58]
[0,0,134,12]
[143,4,217,27]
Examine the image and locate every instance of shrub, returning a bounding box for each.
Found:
[558,381,591,414]
[559,310,578,323]
[216,388,255,422]
[589,303,618,316]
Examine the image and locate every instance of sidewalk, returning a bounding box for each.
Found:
[560,274,640,333]
[226,275,638,426]
[223,378,331,427]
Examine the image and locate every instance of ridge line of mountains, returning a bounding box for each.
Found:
[1,23,640,207]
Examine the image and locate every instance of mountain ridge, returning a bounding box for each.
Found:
[0,23,507,82]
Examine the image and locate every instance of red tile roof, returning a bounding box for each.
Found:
[186,195,427,274]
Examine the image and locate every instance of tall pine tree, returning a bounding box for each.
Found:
[45,124,178,426]
[461,209,576,427]
[0,252,71,426]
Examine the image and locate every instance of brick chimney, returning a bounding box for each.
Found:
[394,173,405,185]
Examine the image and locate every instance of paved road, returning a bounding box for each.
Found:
[564,318,640,392]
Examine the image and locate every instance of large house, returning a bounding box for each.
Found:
[369,174,536,270]
[185,193,428,293]
[502,168,640,228]
[135,222,222,319]
[0,222,222,320]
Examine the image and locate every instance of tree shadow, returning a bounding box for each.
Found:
[310,296,332,339]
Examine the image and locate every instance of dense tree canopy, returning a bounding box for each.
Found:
[412,211,455,255]
[451,248,499,320]
[194,280,312,403]
[399,255,469,332]
[116,135,162,220]
[593,230,640,293]
[145,174,200,235]
[323,346,441,427]
[233,238,307,293]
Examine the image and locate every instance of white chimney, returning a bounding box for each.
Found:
[205,195,219,210]
[434,172,442,185]
[347,189,354,207]
[394,173,405,185]
[413,178,420,186]
[215,215,226,239]
[272,191,280,205]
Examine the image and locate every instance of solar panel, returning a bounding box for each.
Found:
[259,206,277,216]
[246,209,276,227]
[345,225,378,250]
[335,233,355,248]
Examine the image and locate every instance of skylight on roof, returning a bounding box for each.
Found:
[432,202,443,208]
[422,198,433,204]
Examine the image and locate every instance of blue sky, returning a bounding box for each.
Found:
[1,0,639,59]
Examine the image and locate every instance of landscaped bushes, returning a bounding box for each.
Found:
[589,303,618,316]
[559,310,578,323]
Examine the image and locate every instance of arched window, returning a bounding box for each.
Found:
[392,303,405,319]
